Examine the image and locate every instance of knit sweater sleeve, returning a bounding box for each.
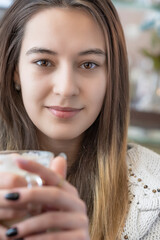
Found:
[121,144,160,240]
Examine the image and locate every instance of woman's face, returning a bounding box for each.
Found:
[16,7,107,142]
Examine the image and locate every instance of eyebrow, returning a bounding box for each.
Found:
[79,49,106,57]
[26,47,106,57]
[26,48,57,56]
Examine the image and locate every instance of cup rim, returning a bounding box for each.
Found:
[0,150,54,158]
[0,150,53,154]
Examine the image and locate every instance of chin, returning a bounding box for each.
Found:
[45,131,82,141]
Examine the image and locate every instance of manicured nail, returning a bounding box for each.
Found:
[6,227,18,237]
[59,152,67,160]
[5,192,20,201]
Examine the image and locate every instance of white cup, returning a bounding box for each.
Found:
[0,150,54,186]
[0,150,54,227]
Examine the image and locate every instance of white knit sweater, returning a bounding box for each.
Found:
[121,144,160,240]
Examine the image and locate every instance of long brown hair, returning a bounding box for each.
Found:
[0,1,129,239]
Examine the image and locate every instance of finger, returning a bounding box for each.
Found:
[0,173,27,189]
[6,229,89,240]
[0,224,7,239]
[13,211,88,237]
[15,157,63,185]
[50,154,67,179]
[0,187,86,213]
[0,208,27,220]
[15,158,78,196]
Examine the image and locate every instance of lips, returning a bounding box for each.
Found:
[46,106,82,119]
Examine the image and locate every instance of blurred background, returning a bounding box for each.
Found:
[113,0,160,153]
[0,0,160,153]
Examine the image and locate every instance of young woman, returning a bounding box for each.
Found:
[0,0,159,239]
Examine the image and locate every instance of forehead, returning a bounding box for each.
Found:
[21,7,106,54]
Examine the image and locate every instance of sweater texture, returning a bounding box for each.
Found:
[121,144,160,240]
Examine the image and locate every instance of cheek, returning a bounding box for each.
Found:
[87,75,106,109]
[19,72,49,104]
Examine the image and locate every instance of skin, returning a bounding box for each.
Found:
[15,7,107,165]
[0,7,107,240]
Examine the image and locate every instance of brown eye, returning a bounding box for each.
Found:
[36,60,52,67]
[81,62,97,70]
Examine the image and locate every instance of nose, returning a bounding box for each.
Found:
[53,63,79,97]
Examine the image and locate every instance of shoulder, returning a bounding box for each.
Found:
[121,144,160,240]
[127,143,160,183]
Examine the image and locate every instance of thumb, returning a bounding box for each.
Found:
[50,153,67,179]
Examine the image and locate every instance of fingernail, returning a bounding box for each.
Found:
[5,192,20,201]
[6,227,18,237]
[15,158,28,165]
[14,239,24,240]
[59,152,67,160]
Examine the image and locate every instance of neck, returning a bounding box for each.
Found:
[37,132,83,168]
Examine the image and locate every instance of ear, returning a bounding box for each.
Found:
[14,66,20,85]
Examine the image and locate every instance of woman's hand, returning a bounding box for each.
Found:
[0,153,66,232]
[0,155,90,240]
[0,171,28,237]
